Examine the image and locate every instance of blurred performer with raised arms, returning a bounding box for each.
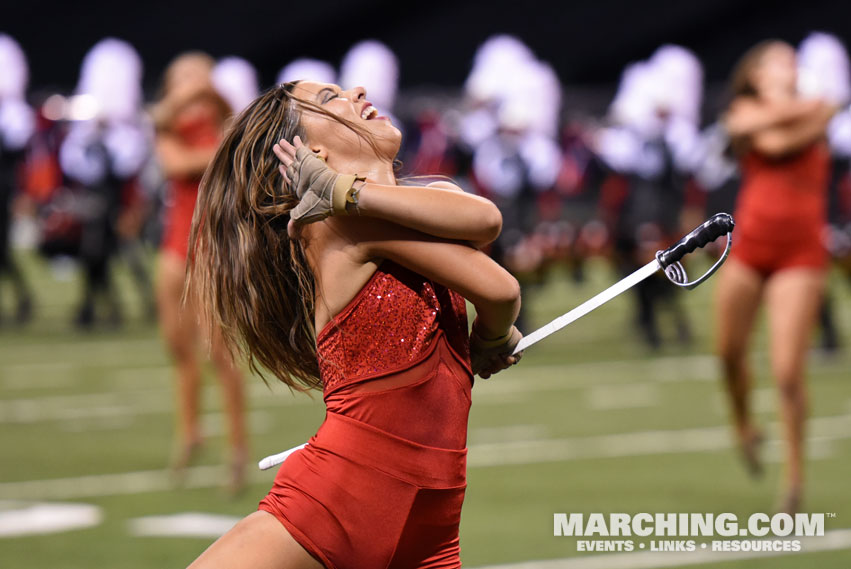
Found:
[717,40,836,513]
[184,80,522,568]
[152,52,248,492]
[0,34,35,325]
[59,38,151,327]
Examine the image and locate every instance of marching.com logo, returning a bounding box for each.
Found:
[553,513,827,552]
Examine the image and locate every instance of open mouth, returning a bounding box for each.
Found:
[361,104,379,120]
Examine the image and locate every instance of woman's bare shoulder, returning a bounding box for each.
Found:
[302,218,383,332]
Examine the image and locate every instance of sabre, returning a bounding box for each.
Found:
[258,443,307,470]
[259,214,734,471]
[512,212,735,355]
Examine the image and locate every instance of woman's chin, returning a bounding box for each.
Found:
[376,124,403,154]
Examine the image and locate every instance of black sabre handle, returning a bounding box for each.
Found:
[657,213,735,269]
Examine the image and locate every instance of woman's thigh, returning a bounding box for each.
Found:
[156,252,197,351]
[764,267,825,382]
[188,511,325,569]
[714,257,764,357]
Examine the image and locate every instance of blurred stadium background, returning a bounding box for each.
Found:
[2,0,851,567]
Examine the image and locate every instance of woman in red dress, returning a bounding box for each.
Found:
[185,81,522,568]
[716,40,836,513]
[153,52,248,491]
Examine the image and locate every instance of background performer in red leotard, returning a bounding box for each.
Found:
[153,52,248,492]
[185,81,523,568]
[715,40,836,514]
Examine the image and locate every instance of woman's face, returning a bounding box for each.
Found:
[291,81,401,163]
[752,43,798,99]
[166,56,213,98]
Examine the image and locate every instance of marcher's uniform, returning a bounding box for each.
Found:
[160,105,221,259]
[730,142,830,276]
[259,260,473,569]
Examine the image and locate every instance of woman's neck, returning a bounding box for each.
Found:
[328,156,397,186]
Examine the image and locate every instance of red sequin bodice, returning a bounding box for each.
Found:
[316,260,471,396]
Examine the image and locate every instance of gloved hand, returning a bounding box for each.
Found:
[469,324,523,379]
[273,136,359,225]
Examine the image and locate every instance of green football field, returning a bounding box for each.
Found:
[1,250,849,569]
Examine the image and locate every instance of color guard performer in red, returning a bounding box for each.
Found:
[185,81,522,568]
[716,40,836,513]
[153,52,248,492]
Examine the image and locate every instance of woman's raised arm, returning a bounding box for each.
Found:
[723,97,823,138]
[274,137,502,248]
[353,181,502,248]
[748,101,837,158]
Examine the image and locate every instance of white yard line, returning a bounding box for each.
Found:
[1,350,842,414]
[53,409,273,435]
[0,338,163,359]
[585,383,660,410]
[475,355,719,399]
[0,466,230,500]
[467,413,850,468]
[0,363,77,390]
[0,389,170,423]
[0,383,311,424]
[127,512,241,538]
[470,425,551,444]
[2,414,848,501]
[468,425,730,468]
[0,501,103,537]
[0,352,717,397]
[0,354,720,423]
[469,529,851,569]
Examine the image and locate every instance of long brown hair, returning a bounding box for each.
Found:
[185,82,385,391]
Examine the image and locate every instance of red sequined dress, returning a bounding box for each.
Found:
[160,104,222,259]
[259,260,474,569]
[730,142,830,276]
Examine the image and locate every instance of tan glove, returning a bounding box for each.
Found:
[469,324,523,379]
[288,146,359,224]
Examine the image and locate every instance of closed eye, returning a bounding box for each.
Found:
[318,88,339,104]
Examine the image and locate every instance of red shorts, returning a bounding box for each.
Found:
[259,411,467,569]
[730,231,827,278]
